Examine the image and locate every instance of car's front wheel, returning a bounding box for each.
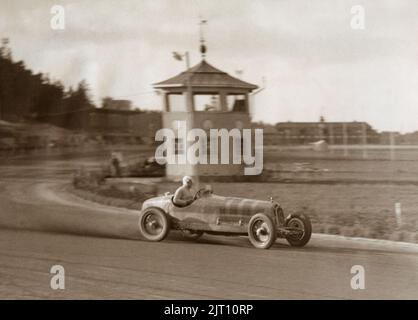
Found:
[138,208,170,241]
[248,213,277,249]
[285,214,312,247]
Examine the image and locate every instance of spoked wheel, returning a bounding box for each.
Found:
[180,229,203,240]
[248,213,277,249]
[285,214,312,247]
[138,208,170,241]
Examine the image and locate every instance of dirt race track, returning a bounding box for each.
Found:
[0,174,417,299]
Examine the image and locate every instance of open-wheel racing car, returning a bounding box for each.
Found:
[138,187,312,249]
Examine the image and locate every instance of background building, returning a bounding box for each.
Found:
[259,118,381,145]
[102,98,132,111]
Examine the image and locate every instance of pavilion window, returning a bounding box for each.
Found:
[193,93,220,111]
[226,94,247,112]
[168,93,186,112]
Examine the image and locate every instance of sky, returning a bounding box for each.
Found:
[1,0,418,133]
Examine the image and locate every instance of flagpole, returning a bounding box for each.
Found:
[185,51,193,112]
[184,51,199,188]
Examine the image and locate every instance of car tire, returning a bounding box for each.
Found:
[248,213,277,249]
[138,207,170,241]
[285,214,312,247]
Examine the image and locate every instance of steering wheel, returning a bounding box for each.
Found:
[194,188,206,200]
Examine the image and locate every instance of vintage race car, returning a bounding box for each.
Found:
[138,187,312,249]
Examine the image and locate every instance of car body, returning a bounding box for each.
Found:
[107,156,165,178]
[130,157,165,177]
[138,188,312,249]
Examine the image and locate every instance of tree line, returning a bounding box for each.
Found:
[0,38,94,128]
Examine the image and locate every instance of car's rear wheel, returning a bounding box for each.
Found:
[248,213,277,249]
[285,214,312,247]
[138,208,170,241]
[180,229,203,240]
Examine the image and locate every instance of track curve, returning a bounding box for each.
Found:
[0,175,417,299]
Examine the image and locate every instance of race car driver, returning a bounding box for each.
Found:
[173,176,195,207]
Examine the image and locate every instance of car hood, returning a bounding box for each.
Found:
[209,194,279,216]
[142,195,173,212]
[142,193,280,217]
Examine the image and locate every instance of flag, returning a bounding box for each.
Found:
[172,52,183,61]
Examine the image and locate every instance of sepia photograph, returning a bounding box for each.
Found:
[0,0,417,304]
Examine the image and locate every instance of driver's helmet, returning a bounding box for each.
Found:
[182,176,193,185]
